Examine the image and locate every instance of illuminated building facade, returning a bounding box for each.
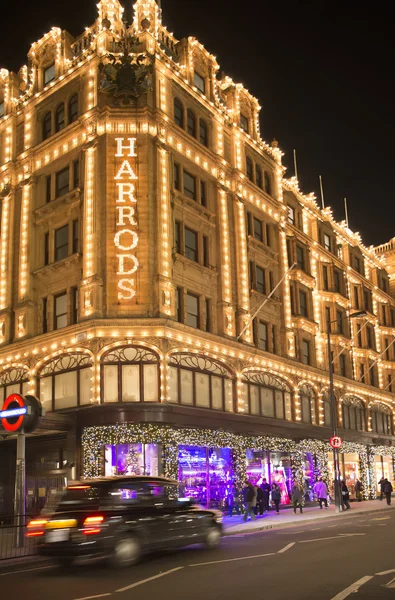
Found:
[1,0,395,513]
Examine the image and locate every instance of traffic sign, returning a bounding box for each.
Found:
[330,436,343,449]
[0,393,43,433]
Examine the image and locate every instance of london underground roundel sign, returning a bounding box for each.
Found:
[329,436,343,449]
[0,393,43,433]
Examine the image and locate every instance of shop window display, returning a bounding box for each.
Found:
[104,443,160,477]
[178,445,234,508]
[374,455,394,495]
[245,449,291,504]
[327,452,360,500]
[303,452,315,501]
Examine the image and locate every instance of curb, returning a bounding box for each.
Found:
[223,505,394,536]
[0,554,49,571]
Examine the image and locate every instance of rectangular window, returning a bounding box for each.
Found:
[200,180,207,207]
[296,246,305,270]
[334,270,341,293]
[184,227,198,262]
[240,113,249,133]
[301,340,310,365]
[299,290,308,317]
[72,219,79,254]
[382,305,387,326]
[176,287,183,323]
[205,298,211,332]
[340,354,346,377]
[55,166,70,198]
[359,363,365,383]
[323,233,331,252]
[54,293,67,330]
[265,223,271,247]
[0,102,4,118]
[388,375,393,393]
[364,289,371,312]
[287,205,295,225]
[354,286,360,309]
[258,321,268,351]
[323,265,329,290]
[44,232,49,266]
[73,159,80,189]
[186,293,199,328]
[203,235,209,267]
[354,255,361,273]
[44,63,55,85]
[71,287,78,325]
[269,271,274,293]
[46,175,51,203]
[385,338,391,361]
[256,266,266,294]
[193,71,205,94]
[357,325,362,347]
[253,217,263,242]
[55,224,69,262]
[336,310,343,334]
[42,297,48,334]
[325,306,331,329]
[174,220,181,253]
[183,170,196,200]
[271,326,276,354]
[174,163,180,190]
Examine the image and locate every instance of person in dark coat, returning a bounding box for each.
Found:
[291,483,303,514]
[271,483,281,514]
[242,480,256,522]
[383,478,393,505]
[261,478,271,513]
[341,480,351,510]
[256,485,264,515]
[379,477,386,501]
[355,479,362,502]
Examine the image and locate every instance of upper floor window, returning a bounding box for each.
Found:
[54,292,67,330]
[193,71,205,94]
[264,172,271,196]
[68,93,79,123]
[0,367,29,406]
[42,111,52,141]
[186,292,199,328]
[342,397,366,431]
[174,98,184,128]
[242,372,292,421]
[253,217,263,242]
[301,339,311,365]
[55,225,69,262]
[44,63,56,86]
[300,384,317,423]
[0,102,4,118]
[299,290,308,317]
[323,233,331,252]
[296,245,305,270]
[187,109,196,137]
[370,403,392,435]
[55,103,65,133]
[183,170,196,200]
[255,165,263,189]
[323,265,329,290]
[339,354,347,377]
[56,166,70,198]
[287,205,295,225]
[250,262,266,295]
[246,156,253,181]
[39,353,93,411]
[184,227,198,262]
[240,113,249,133]
[353,255,362,274]
[199,119,208,147]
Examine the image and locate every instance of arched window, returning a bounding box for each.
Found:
[101,346,159,403]
[264,171,272,195]
[174,97,184,128]
[246,156,254,181]
[342,396,366,431]
[168,353,234,412]
[39,353,93,412]
[0,367,30,405]
[55,103,65,133]
[322,391,332,427]
[255,165,263,189]
[199,119,208,147]
[300,384,318,425]
[68,93,79,124]
[370,403,392,435]
[241,372,292,420]
[42,111,52,141]
[187,109,196,138]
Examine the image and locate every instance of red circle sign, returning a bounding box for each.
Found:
[330,436,343,449]
[1,393,26,432]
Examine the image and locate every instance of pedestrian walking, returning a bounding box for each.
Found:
[271,483,281,514]
[314,478,328,509]
[383,478,393,505]
[226,484,241,517]
[291,483,303,514]
[252,484,258,514]
[355,479,362,502]
[379,476,386,501]
[261,478,271,512]
[256,485,264,516]
[341,480,351,510]
[242,480,256,522]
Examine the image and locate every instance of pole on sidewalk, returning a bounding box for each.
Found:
[327,323,342,514]
[13,433,26,548]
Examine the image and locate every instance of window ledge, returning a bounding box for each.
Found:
[35,188,81,223]
[247,235,277,257]
[34,252,81,277]
[173,252,217,277]
[173,190,215,220]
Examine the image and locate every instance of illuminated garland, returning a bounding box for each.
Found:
[368,445,395,500]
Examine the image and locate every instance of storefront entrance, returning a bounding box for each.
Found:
[328,452,360,499]
[245,450,292,504]
[374,455,394,495]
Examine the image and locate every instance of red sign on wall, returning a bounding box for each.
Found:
[330,436,343,449]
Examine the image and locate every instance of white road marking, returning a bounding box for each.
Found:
[329,576,373,600]
[277,543,295,553]
[328,525,337,528]
[310,528,321,531]
[0,565,54,577]
[376,568,395,576]
[337,533,366,537]
[384,577,395,588]
[371,517,390,521]
[115,567,183,593]
[189,552,275,567]
[300,536,340,543]
[73,594,112,600]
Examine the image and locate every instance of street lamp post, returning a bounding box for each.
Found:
[327,310,367,514]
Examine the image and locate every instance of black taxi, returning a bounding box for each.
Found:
[27,476,222,567]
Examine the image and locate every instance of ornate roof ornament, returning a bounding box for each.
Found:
[99,28,154,106]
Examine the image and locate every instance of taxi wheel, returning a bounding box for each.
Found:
[204,526,221,549]
[111,536,141,568]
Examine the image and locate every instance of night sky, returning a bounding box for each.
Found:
[1,1,394,246]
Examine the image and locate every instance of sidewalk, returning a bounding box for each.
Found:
[222,499,395,536]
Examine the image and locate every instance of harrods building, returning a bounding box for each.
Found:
[1,0,395,514]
